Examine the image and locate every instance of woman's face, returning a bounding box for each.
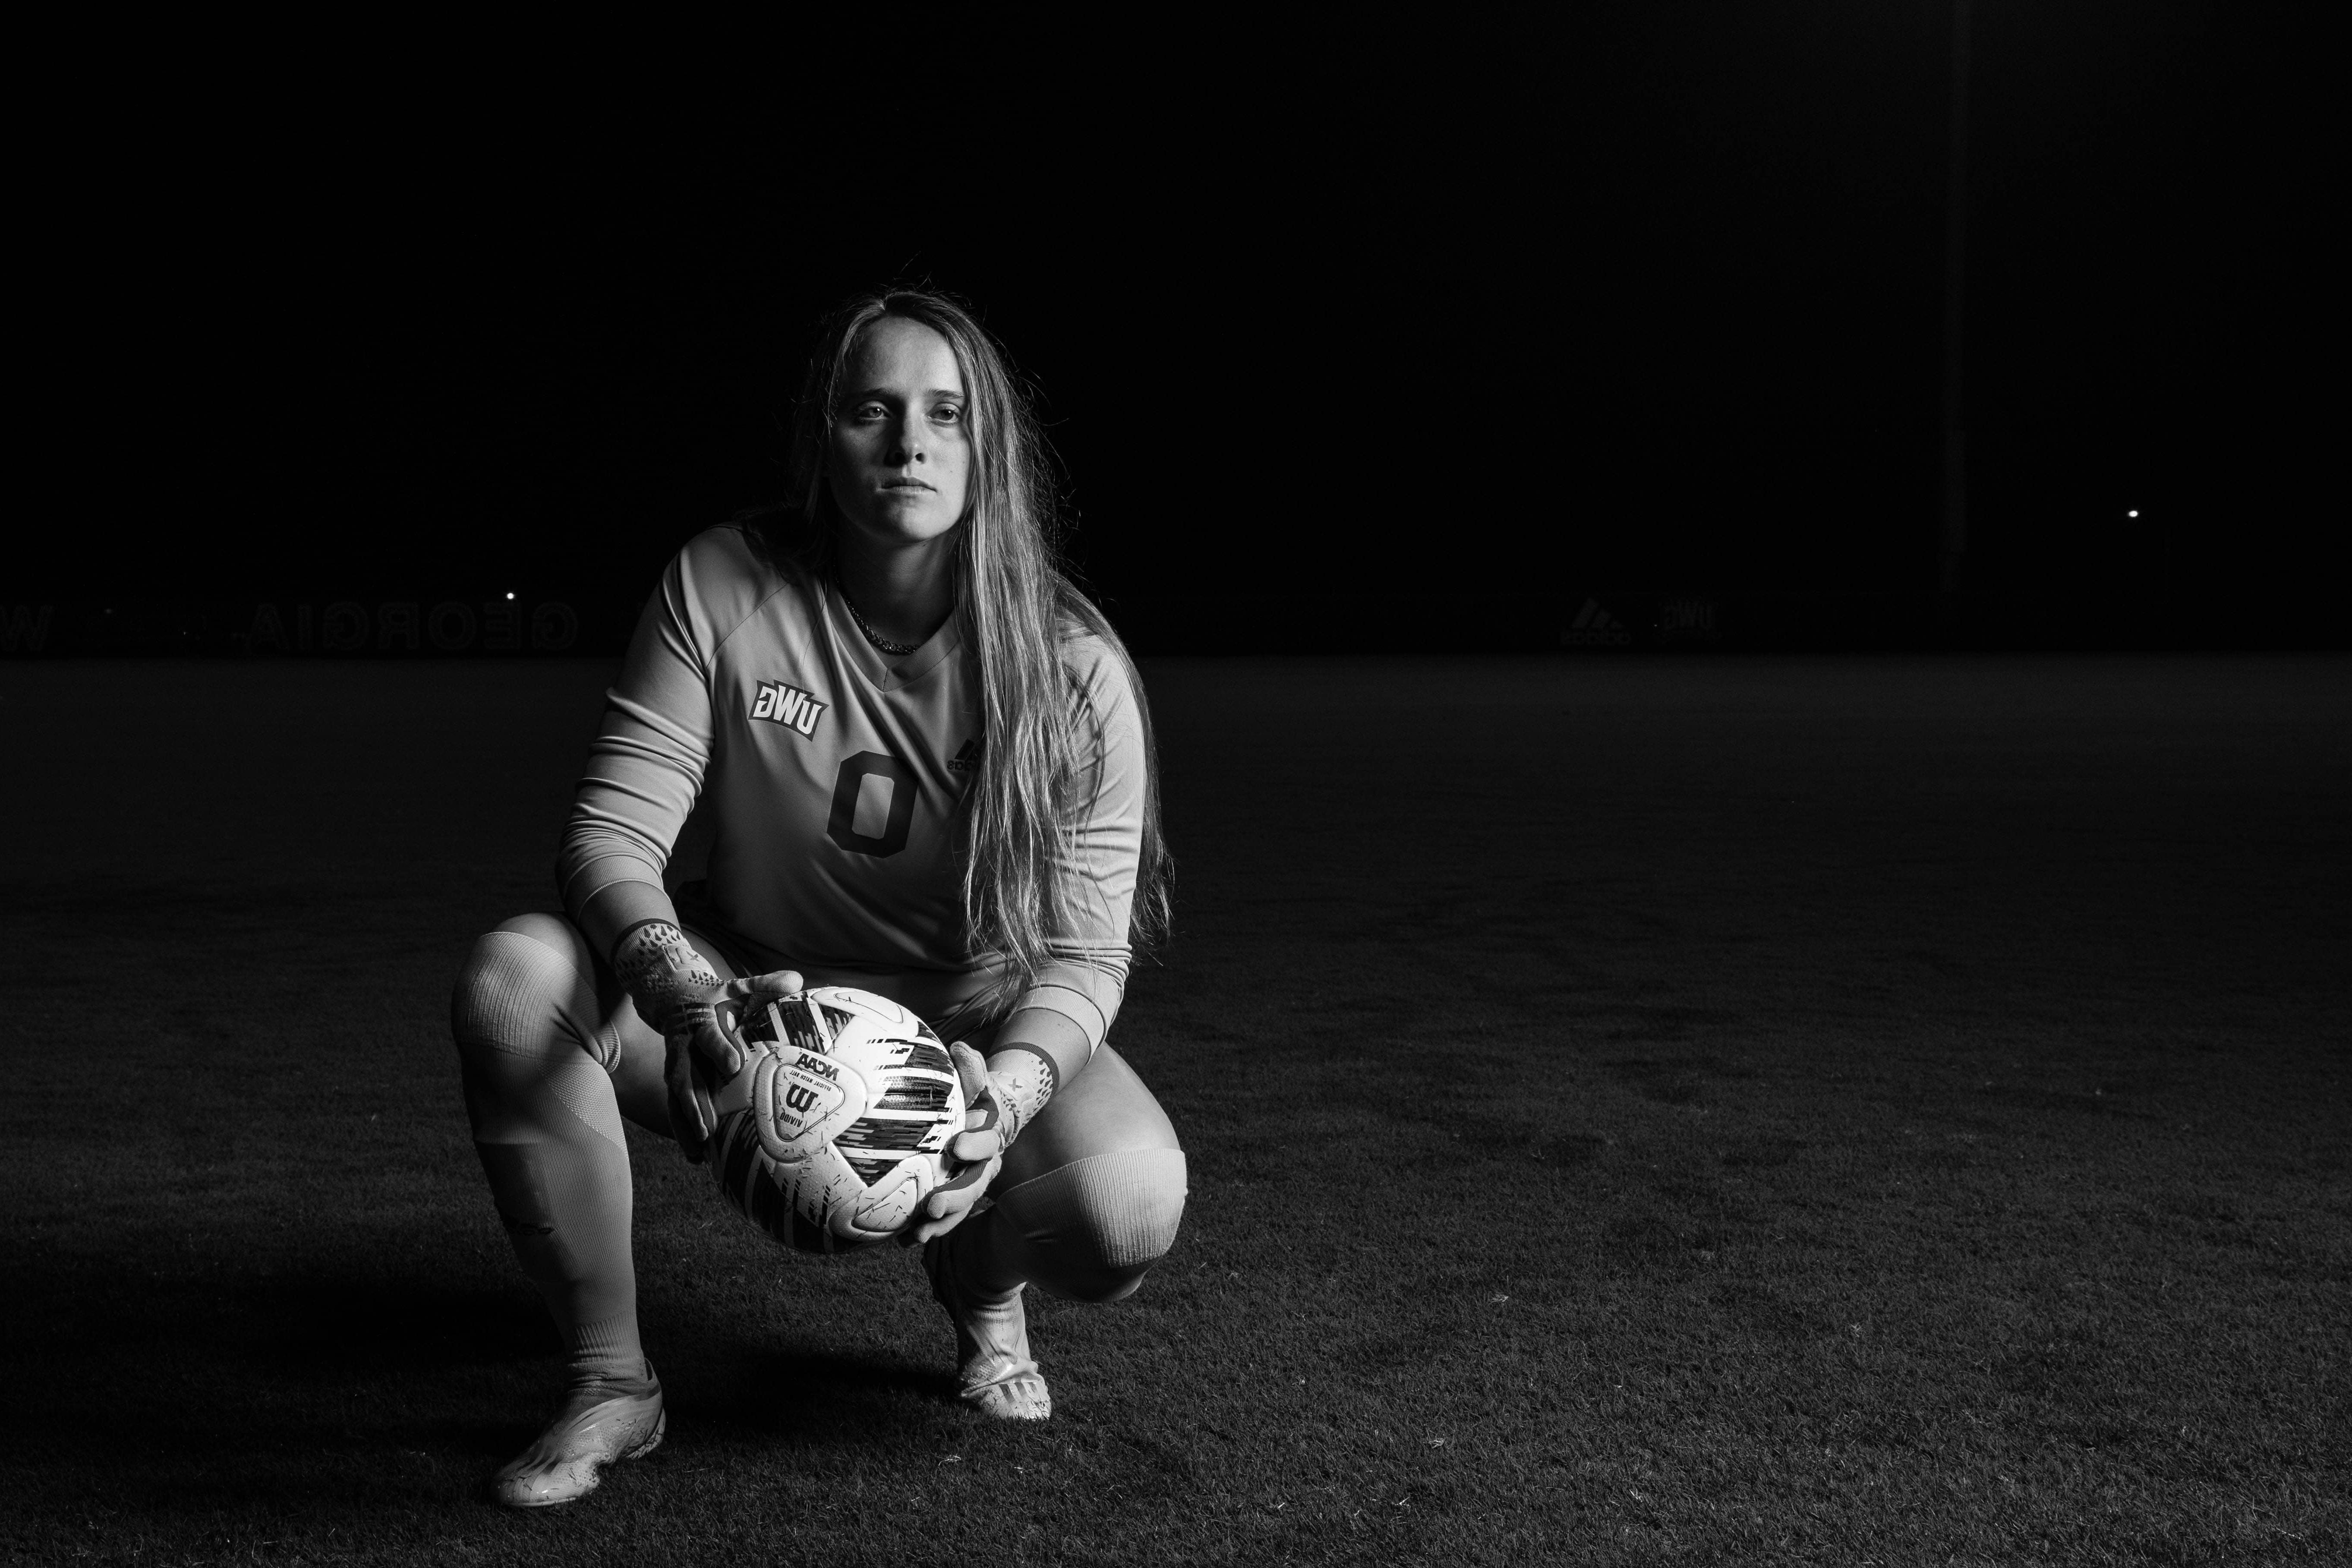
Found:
[827,317,971,549]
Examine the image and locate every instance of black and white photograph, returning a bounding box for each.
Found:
[3,4,2343,1562]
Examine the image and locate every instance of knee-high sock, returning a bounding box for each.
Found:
[453,928,646,1389]
[956,1148,1189,1304]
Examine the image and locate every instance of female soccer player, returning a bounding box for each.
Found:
[449,290,1186,1508]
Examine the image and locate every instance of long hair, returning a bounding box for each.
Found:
[762,289,1170,1000]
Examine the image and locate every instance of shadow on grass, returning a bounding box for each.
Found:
[680,1342,962,1444]
[1603,1053,1753,1106]
[4,1246,971,1516]
[6,1256,544,1444]
[1720,1135,1805,1167]
[246,1270,559,1372]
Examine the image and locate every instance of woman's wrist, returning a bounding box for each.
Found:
[612,921,722,1029]
[981,1008,1094,1142]
[981,1044,1058,1145]
[578,879,683,975]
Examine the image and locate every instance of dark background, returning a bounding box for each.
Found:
[14,2,2340,650]
[6,10,2349,1555]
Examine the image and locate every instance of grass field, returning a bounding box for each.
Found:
[3,655,2347,1566]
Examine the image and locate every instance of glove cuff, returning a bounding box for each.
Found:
[612,921,721,1034]
[985,1043,1059,1146]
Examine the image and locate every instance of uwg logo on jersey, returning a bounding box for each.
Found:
[751,680,828,737]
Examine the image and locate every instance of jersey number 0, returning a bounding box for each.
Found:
[827,752,917,857]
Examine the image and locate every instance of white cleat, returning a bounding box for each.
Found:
[924,1235,1051,1420]
[490,1376,666,1508]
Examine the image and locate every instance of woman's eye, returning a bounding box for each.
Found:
[851,403,887,421]
[932,404,963,424]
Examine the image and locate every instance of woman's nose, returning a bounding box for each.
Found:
[887,416,926,464]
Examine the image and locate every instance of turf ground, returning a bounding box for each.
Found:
[2,656,2347,1566]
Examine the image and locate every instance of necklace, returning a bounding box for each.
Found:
[841,590,922,657]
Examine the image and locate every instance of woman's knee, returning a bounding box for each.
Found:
[1001,1044,1179,1186]
[451,916,594,1060]
[994,1146,1189,1303]
[451,915,620,1139]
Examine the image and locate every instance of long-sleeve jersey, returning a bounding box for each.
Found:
[556,524,1145,1051]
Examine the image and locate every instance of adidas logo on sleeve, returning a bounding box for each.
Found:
[751,680,828,737]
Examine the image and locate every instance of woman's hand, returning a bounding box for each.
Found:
[613,922,800,1161]
[903,1042,1060,1244]
[659,969,804,1162]
[904,1044,1005,1243]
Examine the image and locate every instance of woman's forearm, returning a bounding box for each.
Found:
[988,1006,1094,1092]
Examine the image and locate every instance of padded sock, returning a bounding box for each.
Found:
[455,926,644,1390]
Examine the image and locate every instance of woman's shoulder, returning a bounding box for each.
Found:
[676,511,800,586]
[658,514,811,650]
[672,514,818,602]
[1055,603,1119,669]
[1055,609,1144,720]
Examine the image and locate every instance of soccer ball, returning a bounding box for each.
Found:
[706,986,967,1254]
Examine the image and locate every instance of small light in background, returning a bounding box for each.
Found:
[2127,509,2140,518]
[505,592,516,600]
